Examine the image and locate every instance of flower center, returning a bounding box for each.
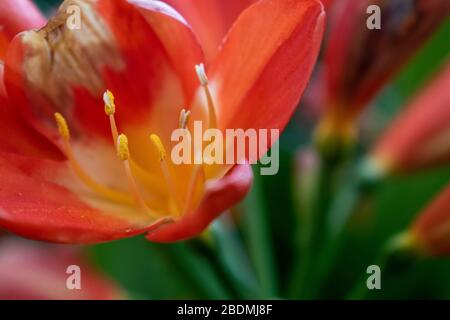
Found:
[54,64,217,220]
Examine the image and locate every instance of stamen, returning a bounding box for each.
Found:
[150,134,167,161]
[103,90,116,116]
[102,90,162,194]
[196,63,217,129]
[195,63,209,86]
[117,134,130,161]
[103,90,119,143]
[54,112,70,141]
[53,113,133,206]
[117,134,160,218]
[150,134,182,213]
[183,164,205,215]
[179,108,191,130]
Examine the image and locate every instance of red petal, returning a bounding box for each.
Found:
[372,64,450,173]
[0,151,157,244]
[0,239,123,299]
[209,0,325,138]
[4,0,204,184]
[164,0,256,61]
[146,164,253,242]
[324,0,450,119]
[0,33,9,60]
[4,0,203,144]
[411,184,450,256]
[0,0,45,39]
[0,64,62,159]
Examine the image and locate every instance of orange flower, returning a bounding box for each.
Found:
[368,63,450,175]
[316,0,450,147]
[0,0,325,243]
[408,184,450,257]
[0,238,123,299]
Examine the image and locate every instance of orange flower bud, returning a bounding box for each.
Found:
[369,64,450,175]
[318,0,450,145]
[409,184,450,257]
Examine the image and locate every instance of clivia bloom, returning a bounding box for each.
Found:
[366,63,450,176]
[406,183,450,257]
[315,0,450,147]
[0,238,123,299]
[0,0,325,243]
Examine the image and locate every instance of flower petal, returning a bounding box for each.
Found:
[0,0,45,39]
[0,151,160,244]
[0,64,62,159]
[323,0,450,121]
[371,64,450,173]
[163,0,256,61]
[4,0,203,144]
[411,183,450,256]
[4,0,204,192]
[146,163,253,242]
[0,0,45,59]
[209,0,325,138]
[0,239,123,299]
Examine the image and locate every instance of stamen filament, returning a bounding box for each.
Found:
[117,134,161,218]
[183,164,205,215]
[196,63,217,129]
[179,108,191,130]
[150,134,183,213]
[54,113,134,205]
[103,90,162,194]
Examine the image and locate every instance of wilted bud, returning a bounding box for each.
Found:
[408,184,450,257]
[368,64,450,175]
[317,0,450,147]
[4,0,124,124]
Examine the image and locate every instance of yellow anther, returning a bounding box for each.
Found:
[103,90,116,116]
[195,63,209,86]
[116,132,162,218]
[54,112,70,140]
[150,133,183,214]
[150,134,166,161]
[179,109,191,129]
[117,134,130,161]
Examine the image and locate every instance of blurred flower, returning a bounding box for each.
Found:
[0,238,123,299]
[0,0,45,59]
[367,63,450,176]
[408,183,450,257]
[0,0,324,243]
[316,0,450,148]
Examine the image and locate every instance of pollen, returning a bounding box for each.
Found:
[54,112,70,140]
[103,89,116,115]
[195,63,209,86]
[150,134,167,161]
[117,134,130,161]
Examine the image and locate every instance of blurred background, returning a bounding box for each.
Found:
[0,0,449,299]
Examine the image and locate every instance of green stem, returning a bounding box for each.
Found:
[288,157,337,298]
[210,214,262,299]
[242,170,279,298]
[305,157,383,298]
[346,233,417,300]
